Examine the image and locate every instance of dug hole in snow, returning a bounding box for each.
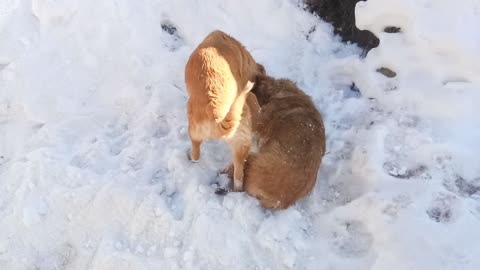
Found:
[0,0,480,269]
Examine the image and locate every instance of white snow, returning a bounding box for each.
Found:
[1,0,480,269]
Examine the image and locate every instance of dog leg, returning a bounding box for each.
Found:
[189,139,202,162]
[232,143,250,192]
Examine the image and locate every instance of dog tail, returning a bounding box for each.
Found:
[217,81,255,134]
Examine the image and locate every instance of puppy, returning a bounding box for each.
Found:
[221,75,326,209]
[185,30,264,191]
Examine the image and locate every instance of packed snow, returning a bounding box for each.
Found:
[1,0,480,269]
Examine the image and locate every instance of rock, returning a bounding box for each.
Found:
[349,82,360,92]
[304,0,379,53]
[384,26,401,33]
[376,67,397,78]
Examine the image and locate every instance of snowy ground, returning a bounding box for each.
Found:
[1,0,480,269]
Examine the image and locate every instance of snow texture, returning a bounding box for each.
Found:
[1,0,479,269]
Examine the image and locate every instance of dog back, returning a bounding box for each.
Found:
[244,75,326,209]
[185,30,259,127]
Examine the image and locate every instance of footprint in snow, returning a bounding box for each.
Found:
[397,114,420,128]
[452,176,480,197]
[331,140,354,161]
[0,155,8,166]
[105,121,128,139]
[161,21,183,51]
[330,220,373,258]
[382,194,412,218]
[383,161,431,180]
[154,180,184,221]
[153,117,170,138]
[34,242,77,269]
[104,120,130,156]
[426,193,459,223]
[150,168,169,185]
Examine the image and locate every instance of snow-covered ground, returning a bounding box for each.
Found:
[1,0,480,269]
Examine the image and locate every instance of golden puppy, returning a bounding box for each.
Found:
[185,30,264,191]
[220,75,326,209]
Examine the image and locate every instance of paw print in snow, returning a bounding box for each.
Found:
[454,176,480,197]
[383,162,430,180]
[427,193,459,223]
[0,155,8,166]
[153,117,170,138]
[382,194,412,218]
[330,220,373,258]
[161,21,183,51]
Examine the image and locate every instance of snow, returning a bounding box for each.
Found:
[1,0,480,269]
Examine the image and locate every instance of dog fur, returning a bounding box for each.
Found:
[224,75,326,209]
[184,30,264,191]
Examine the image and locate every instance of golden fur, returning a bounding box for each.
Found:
[184,30,264,191]
[223,75,326,209]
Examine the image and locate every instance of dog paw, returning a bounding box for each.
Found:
[186,149,199,163]
[233,180,244,192]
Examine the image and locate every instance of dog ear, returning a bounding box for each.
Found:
[256,63,266,76]
[251,76,269,106]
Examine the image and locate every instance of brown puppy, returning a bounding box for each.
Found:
[223,75,326,209]
[185,30,264,191]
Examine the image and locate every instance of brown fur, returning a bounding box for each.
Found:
[184,30,264,191]
[225,75,326,209]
